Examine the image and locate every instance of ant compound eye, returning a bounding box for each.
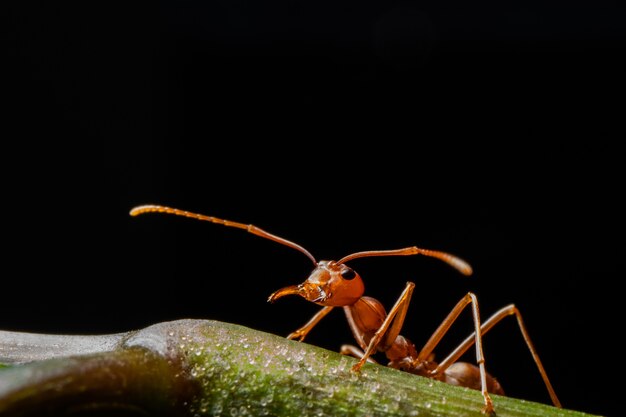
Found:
[340,267,356,280]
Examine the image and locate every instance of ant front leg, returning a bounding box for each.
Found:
[286,306,334,341]
[348,282,416,372]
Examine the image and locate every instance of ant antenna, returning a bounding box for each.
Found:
[130,204,317,264]
[130,205,471,276]
[337,248,472,276]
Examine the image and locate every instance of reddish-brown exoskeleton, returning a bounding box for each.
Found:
[130,204,561,414]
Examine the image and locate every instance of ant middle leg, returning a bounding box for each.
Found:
[339,344,379,364]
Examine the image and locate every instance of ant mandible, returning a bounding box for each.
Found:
[130,204,561,414]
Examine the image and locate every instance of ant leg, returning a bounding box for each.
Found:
[340,345,379,364]
[436,304,561,408]
[286,306,334,341]
[351,282,415,372]
[416,292,495,414]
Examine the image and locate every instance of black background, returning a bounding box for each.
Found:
[5,1,624,416]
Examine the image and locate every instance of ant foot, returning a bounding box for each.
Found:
[286,331,307,341]
[350,359,366,373]
[481,396,495,415]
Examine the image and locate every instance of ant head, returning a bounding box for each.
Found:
[267,260,365,307]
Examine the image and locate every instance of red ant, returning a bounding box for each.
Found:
[130,204,561,414]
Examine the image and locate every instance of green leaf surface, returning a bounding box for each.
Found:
[0,319,601,417]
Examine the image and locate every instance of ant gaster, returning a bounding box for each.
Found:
[130,204,561,414]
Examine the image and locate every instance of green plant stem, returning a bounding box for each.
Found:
[0,319,600,417]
